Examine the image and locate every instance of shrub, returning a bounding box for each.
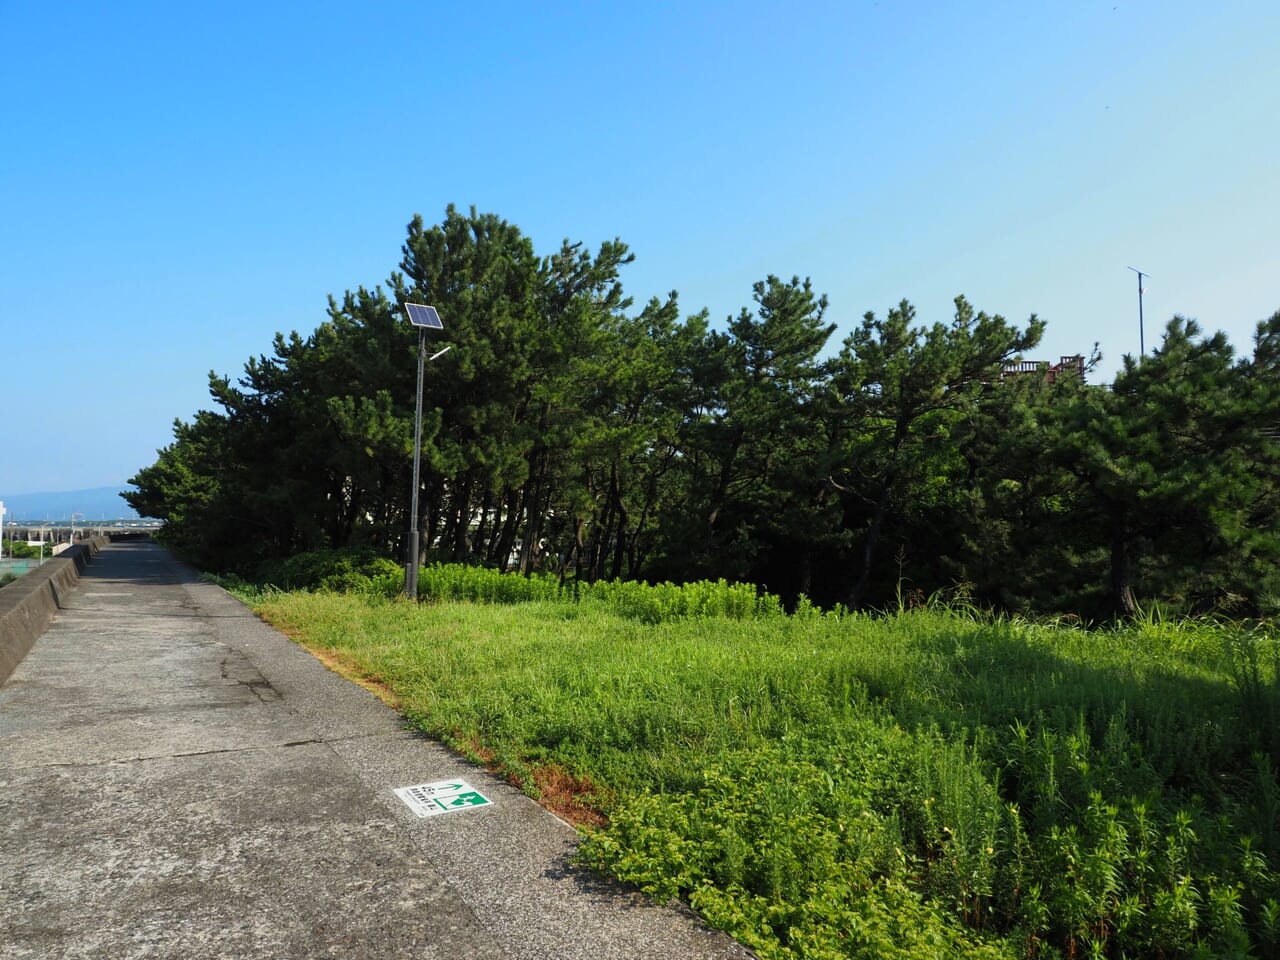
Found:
[254,548,403,594]
[579,577,786,624]
[418,562,563,604]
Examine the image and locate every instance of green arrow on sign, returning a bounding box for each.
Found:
[444,792,489,808]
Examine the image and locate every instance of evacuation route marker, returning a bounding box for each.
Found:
[394,779,492,818]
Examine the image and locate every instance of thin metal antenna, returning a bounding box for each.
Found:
[1127,267,1149,356]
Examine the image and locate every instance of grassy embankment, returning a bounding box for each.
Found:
[247,564,1280,960]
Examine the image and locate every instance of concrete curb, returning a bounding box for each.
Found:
[0,537,108,685]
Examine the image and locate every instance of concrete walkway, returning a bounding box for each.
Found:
[0,542,753,959]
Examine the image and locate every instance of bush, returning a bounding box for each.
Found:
[5,540,45,560]
[415,563,791,624]
[418,563,564,604]
[254,548,403,595]
[579,577,786,624]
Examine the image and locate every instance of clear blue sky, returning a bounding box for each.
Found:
[2,1,1277,497]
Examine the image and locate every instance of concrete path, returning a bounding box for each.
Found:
[0,542,753,959]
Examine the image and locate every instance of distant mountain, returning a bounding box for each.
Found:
[0,487,144,521]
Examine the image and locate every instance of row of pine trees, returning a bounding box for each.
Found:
[127,206,1280,618]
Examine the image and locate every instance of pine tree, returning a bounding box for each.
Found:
[1054,316,1280,616]
[825,297,1044,608]
[655,275,835,590]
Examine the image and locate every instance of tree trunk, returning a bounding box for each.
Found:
[797,548,812,600]
[1109,506,1138,617]
[709,428,745,531]
[491,487,523,572]
[424,482,440,560]
[471,487,492,558]
[848,489,890,610]
[627,452,671,578]
[451,473,472,561]
[609,465,629,582]
[518,456,548,575]
[589,488,614,582]
[560,516,585,590]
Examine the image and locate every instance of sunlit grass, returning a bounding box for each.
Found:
[251,585,1280,960]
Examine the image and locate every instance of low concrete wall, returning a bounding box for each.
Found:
[0,537,109,685]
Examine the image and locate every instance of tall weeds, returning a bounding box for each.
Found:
[252,572,1280,959]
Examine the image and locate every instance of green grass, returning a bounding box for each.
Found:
[251,575,1280,960]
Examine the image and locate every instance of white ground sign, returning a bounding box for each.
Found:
[395,779,492,817]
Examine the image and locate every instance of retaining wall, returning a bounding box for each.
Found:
[0,537,109,685]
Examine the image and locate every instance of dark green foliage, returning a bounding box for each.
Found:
[127,208,1280,620]
[253,547,403,594]
[3,540,46,559]
[656,275,836,590]
[1037,319,1279,616]
[1006,315,1280,619]
[820,297,1045,609]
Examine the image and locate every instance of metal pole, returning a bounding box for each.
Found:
[1128,266,1148,356]
[406,326,427,600]
[1137,271,1145,356]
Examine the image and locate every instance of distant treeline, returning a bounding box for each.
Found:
[126,206,1280,619]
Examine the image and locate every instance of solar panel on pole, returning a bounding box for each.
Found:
[403,303,444,601]
[405,303,443,329]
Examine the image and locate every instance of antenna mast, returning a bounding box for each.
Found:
[1127,267,1149,356]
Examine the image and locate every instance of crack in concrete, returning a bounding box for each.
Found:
[219,656,281,703]
[1,738,328,772]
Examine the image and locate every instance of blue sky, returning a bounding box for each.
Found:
[2,1,1277,498]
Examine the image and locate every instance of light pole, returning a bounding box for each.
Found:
[1128,266,1149,356]
[403,303,448,601]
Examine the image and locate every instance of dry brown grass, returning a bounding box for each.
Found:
[297,642,401,709]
